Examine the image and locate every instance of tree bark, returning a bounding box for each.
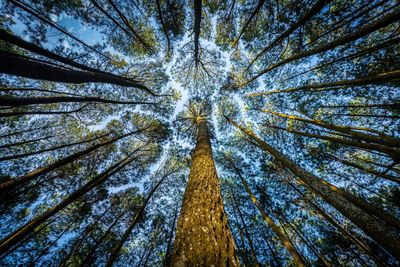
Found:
[172,117,239,266]
[224,115,400,260]
[0,52,152,94]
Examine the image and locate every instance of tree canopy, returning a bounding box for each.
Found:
[0,0,399,266]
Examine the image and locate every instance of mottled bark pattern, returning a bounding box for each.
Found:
[172,118,239,266]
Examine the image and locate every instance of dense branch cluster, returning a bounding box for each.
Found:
[0,0,399,266]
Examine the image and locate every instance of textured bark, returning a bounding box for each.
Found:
[240,9,400,87]
[246,0,330,70]
[172,118,239,266]
[225,116,400,260]
[0,153,138,256]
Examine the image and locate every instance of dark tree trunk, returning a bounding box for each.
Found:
[232,0,266,47]
[246,0,330,70]
[0,152,138,256]
[0,96,154,106]
[172,117,239,266]
[105,169,171,267]
[226,158,307,267]
[249,69,400,96]
[0,52,152,93]
[241,9,400,87]
[225,116,400,260]
[0,129,147,193]
[193,0,202,67]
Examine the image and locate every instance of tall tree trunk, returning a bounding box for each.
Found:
[0,152,140,256]
[229,186,259,267]
[286,180,390,267]
[240,9,400,87]
[0,52,153,94]
[224,116,400,260]
[283,36,400,81]
[0,129,148,193]
[258,109,400,150]
[164,203,179,267]
[226,157,307,267]
[0,29,140,84]
[193,0,202,67]
[248,69,400,96]
[172,117,239,266]
[232,0,266,47]
[0,96,154,106]
[246,0,330,70]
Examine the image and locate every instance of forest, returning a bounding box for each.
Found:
[0,0,399,266]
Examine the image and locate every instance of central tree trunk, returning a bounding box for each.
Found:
[172,117,239,266]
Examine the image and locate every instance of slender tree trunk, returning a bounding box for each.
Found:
[8,0,109,59]
[240,9,400,87]
[0,135,53,149]
[265,123,400,161]
[246,69,400,96]
[258,109,400,150]
[229,186,259,267]
[105,168,172,267]
[106,0,154,53]
[286,181,390,267]
[0,133,109,162]
[172,117,239,266]
[225,116,400,260]
[0,96,154,106]
[327,153,400,184]
[81,210,127,266]
[0,152,139,256]
[156,0,171,54]
[226,157,307,267]
[246,0,330,70]
[61,205,114,266]
[193,0,202,67]
[0,52,152,93]
[0,29,139,84]
[0,128,148,193]
[283,36,400,81]
[232,0,266,47]
[164,204,179,267]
